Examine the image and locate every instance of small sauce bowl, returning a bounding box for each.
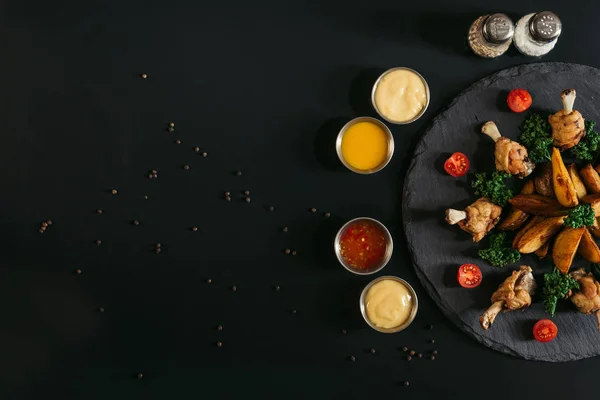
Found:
[360,276,419,333]
[335,116,394,175]
[334,217,393,275]
[371,67,430,125]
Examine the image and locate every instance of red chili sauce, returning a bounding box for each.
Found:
[339,221,387,270]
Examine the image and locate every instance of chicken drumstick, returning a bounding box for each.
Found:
[482,121,535,178]
[568,268,600,331]
[480,266,536,330]
[445,197,502,242]
[548,89,585,150]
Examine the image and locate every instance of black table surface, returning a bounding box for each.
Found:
[0,0,596,398]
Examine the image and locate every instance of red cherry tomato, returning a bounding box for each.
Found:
[457,264,482,288]
[507,89,532,113]
[533,319,558,343]
[444,152,470,177]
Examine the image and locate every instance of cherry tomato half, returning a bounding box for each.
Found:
[507,89,532,113]
[457,264,482,288]
[533,319,558,343]
[444,152,470,177]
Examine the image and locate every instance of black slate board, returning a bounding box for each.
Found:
[403,62,600,362]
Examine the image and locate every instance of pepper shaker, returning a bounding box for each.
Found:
[513,11,562,57]
[468,13,515,58]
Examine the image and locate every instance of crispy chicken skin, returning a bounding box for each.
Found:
[482,121,534,178]
[480,266,536,330]
[549,89,585,150]
[568,268,600,330]
[445,197,502,242]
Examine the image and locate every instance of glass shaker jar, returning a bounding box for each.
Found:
[468,13,515,58]
[513,11,562,57]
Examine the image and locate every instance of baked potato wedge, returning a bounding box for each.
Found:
[512,215,545,249]
[568,163,588,199]
[552,147,579,207]
[579,164,600,194]
[508,194,568,217]
[534,162,555,198]
[582,193,600,217]
[552,227,586,274]
[578,228,600,263]
[517,216,565,254]
[498,180,535,231]
[589,217,600,239]
[534,241,550,259]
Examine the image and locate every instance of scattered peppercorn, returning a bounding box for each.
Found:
[133,220,140,226]
[407,356,412,361]
[310,208,317,213]
[370,348,376,354]
[76,269,82,275]
[167,127,174,133]
[236,171,242,176]
[42,222,48,227]
[284,249,291,254]
[282,227,288,233]
[231,286,237,292]
[417,353,423,358]
[155,243,161,248]
[430,339,435,344]
[169,122,175,128]
[291,250,297,256]
[324,212,331,218]
[206,279,212,283]
[47,220,53,225]
[155,248,161,254]
[275,285,280,291]
[192,227,198,232]
[183,165,190,170]
[409,350,416,356]
[175,139,181,145]
[402,346,408,352]
[98,308,105,313]
[201,152,208,157]
[291,309,297,314]
[137,373,144,379]
[224,191,231,196]
[152,170,157,174]
[428,324,434,330]
[39,229,44,234]
[350,356,355,362]
[403,381,410,387]
[111,189,118,195]
[245,197,251,203]
[97,209,103,214]
[244,190,250,195]
[225,196,231,202]
[141,74,147,79]
[217,325,223,331]
[268,206,275,211]
[341,329,347,335]
[432,350,438,355]
[430,355,436,361]
[194,147,200,152]
[96,240,102,245]
[216,341,223,348]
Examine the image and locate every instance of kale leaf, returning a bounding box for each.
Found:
[471,171,513,206]
[542,268,579,317]
[519,113,553,163]
[477,233,521,268]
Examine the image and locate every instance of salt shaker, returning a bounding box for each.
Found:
[513,11,562,57]
[468,13,515,58]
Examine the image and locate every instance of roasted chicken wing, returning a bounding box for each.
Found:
[480,266,536,330]
[482,121,534,178]
[548,89,585,150]
[446,197,502,242]
[568,268,600,330]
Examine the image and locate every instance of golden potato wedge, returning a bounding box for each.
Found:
[578,228,600,263]
[498,181,535,231]
[579,164,600,194]
[582,193,600,217]
[534,241,550,259]
[534,162,555,198]
[517,216,565,254]
[553,227,586,274]
[508,194,568,217]
[590,218,600,239]
[512,215,545,249]
[568,163,588,199]
[552,147,579,207]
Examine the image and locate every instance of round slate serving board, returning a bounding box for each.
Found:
[403,62,600,362]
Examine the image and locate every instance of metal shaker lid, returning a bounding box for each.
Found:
[482,13,515,44]
[529,11,562,42]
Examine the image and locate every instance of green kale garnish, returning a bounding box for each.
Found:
[471,171,513,206]
[570,120,600,162]
[477,233,521,268]
[542,268,579,317]
[519,113,553,163]
[564,203,595,228]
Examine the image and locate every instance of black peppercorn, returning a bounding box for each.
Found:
[216,341,223,348]
[430,355,436,361]
[268,206,274,211]
[430,339,435,344]
[407,356,412,361]
[175,139,181,145]
[137,373,144,379]
[201,152,207,157]
[217,325,223,331]
[432,350,438,355]
[111,189,117,195]
[224,191,231,196]
[96,240,102,245]
[194,147,200,152]
[141,73,147,79]
[310,207,316,213]
[291,309,297,314]
[183,165,190,170]
[284,249,291,254]
[324,212,331,218]
[155,248,161,254]
[47,220,53,225]
[155,243,161,248]
[192,226,198,232]
[225,196,231,201]
[236,171,242,176]
[133,220,140,226]
[76,269,82,275]
[409,350,416,356]
[291,250,297,256]
[231,286,237,292]
[370,348,376,354]
[97,209,103,214]
[403,381,410,387]
[417,353,423,358]
[167,127,174,132]
[245,197,251,203]
[402,346,408,352]
[282,227,288,233]
[428,324,434,330]
[275,285,280,291]
[341,329,347,335]
[152,170,157,174]
[42,222,48,227]
[206,279,212,283]
[98,307,105,313]
[169,122,175,128]
[39,229,44,234]
[350,356,355,362]
[244,190,250,195]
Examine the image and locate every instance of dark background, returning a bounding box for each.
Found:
[0,0,595,398]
